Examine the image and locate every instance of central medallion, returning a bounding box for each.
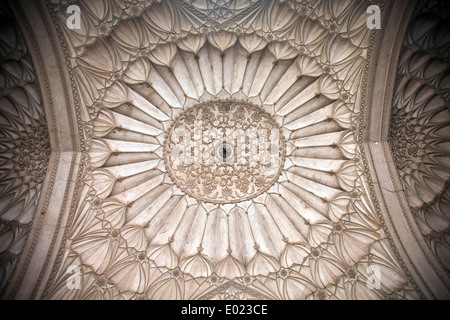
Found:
[164,101,286,204]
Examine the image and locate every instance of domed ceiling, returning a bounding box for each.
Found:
[0,0,449,300]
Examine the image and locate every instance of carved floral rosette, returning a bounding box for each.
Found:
[389,0,450,271]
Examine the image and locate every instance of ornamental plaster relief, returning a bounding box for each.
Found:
[2,0,448,300]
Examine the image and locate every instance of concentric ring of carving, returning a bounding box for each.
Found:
[164,101,286,203]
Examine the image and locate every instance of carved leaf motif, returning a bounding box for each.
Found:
[142,1,176,34]
[120,225,148,251]
[88,138,112,167]
[0,225,14,253]
[322,35,362,71]
[147,272,184,300]
[110,18,148,52]
[0,11,50,293]
[328,194,351,222]
[335,161,357,192]
[280,243,309,268]
[344,2,373,48]
[102,198,127,228]
[307,221,333,247]
[318,75,341,99]
[247,250,280,276]
[93,109,116,137]
[101,81,128,108]
[351,191,381,231]
[123,58,152,84]
[294,18,329,51]
[91,169,116,198]
[320,0,354,22]
[78,272,119,300]
[264,1,297,33]
[44,255,84,300]
[147,243,179,269]
[363,241,407,292]
[78,38,121,74]
[308,249,346,288]
[338,131,357,159]
[69,189,101,238]
[268,42,298,61]
[332,221,379,265]
[148,42,178,67]
[44,0,422,300]
[277,270,316,299]
[106,253,150,293]
[177,34,206,54]
[333,102,353,129]
[296,55,322,77]
[82,0,111,22]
